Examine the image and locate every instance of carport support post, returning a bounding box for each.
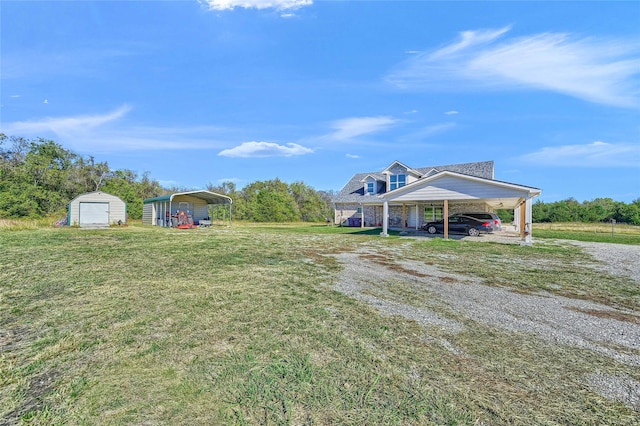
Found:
[443,200,449,240]
[381,201,389,237]
[520,198,533,246]
[519,202,526,238]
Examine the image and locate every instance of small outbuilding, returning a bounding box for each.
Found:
[143,190,232,228]
[67,191,127,227]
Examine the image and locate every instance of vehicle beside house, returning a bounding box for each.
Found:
[421,215,494,236]
[333,160,540,241]
[452,211,502,231]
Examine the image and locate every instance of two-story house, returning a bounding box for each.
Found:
[334,160,541,239]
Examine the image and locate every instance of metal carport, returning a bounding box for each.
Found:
[143,190,232,228]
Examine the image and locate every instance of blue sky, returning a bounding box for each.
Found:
[1,0,639,202]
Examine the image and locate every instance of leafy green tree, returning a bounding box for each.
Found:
[239,179,300,222]
[618,199,640,225]
[290,181,332,222]
[101,169,162,220]
[254,189,299,222]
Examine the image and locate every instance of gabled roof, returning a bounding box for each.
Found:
[334,160,494,204]
[360,174,385,182]
[382,170,541,199]
[382,160,422,177]
[379,170,541,209]
[144,190,232,205]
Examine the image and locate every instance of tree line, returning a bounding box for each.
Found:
[2,135,637,225]
[496,198,640,226]
[0,135,333,222]
[530,198,640,225]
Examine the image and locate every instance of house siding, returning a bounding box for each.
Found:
[387,176,530,203]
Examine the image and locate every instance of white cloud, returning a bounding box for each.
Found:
[0,105,233,152]
[346,154,360,159]
[520,141,640,167]
[218,141,313,157]
[444,110,459,115]
[201,0,312,11]
[430,27,511,59]
[387,27,640,107]
[329,116,401,140]
[401,122,456,141]
[3,105,131,136]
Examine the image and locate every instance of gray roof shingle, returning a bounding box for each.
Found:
[333,160,494,203]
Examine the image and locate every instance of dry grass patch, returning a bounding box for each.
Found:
[1,223,638,424]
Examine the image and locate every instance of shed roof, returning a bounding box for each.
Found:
[68,191,125,204]
[144,190,232,205]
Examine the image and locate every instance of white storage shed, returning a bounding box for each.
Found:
[67,191,127,227]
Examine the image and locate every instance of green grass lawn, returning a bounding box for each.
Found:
[533,222,640,245]
[1,223,638,424]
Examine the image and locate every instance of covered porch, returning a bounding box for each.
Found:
[376,171,541,244]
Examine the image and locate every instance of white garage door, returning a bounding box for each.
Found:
[79,202,109,225]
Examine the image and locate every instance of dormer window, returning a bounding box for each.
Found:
[390,174,406,190]
[366,182,375,194]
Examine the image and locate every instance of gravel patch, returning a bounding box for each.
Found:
[568,240,640,282]
[331,241,640,410]
[334,251,640,365]
[586,373,640,411]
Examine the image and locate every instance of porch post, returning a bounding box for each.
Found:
[381,201,389,237]
[443,200,449,240]
[519,201,526,238]
[415,204,419,230]
[520,198,533,245]
[402,203,406,232]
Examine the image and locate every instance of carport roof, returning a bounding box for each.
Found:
[144,190,232,205]
[381,171,541,209]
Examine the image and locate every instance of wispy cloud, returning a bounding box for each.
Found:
[387,26,640,107]
[399,122,456,142]
[3,105,132,136]
[218,141,313,157]
[328,116,401,140]
[519,141,640,167]
[346,154,360,159]
[444,110,459,115]
[201,0,312,11]
[0,106,230,152]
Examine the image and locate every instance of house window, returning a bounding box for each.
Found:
[424,207,443,220]
[366,182,375,194]
[390,174,406,190]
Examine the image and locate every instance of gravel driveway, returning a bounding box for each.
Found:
[331,240,640,410]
